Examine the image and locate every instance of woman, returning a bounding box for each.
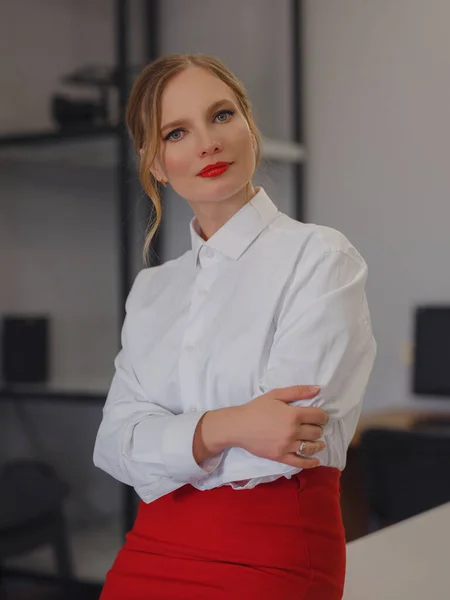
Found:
[94,53,376,599]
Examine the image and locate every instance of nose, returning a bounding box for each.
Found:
[199,139,223,158]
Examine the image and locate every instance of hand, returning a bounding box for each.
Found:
[231,385,328,469]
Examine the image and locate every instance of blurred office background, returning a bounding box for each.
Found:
[1,1,450,598]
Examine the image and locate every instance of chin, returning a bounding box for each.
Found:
[197,174,250,202]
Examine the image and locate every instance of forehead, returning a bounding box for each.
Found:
[160,67,235,117]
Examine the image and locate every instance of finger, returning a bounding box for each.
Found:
[273,385,320,403]
[296,424,325,442]
[290,440,326,456]
[294,407,329,427]
[279,454,321,470]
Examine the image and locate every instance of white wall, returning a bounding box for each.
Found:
[304,0,450,412]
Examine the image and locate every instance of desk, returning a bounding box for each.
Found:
[344,501,450,599]
[341,409,450,541]
[351,409,450,447]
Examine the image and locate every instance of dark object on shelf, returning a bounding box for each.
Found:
[1,316,49,384]
[0,460,73,591]
[359,427,450,528]
[413,305,450,397]
[52,94,109,129]
[55,63,142,133]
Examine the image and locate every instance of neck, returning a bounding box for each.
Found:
[192,183,258,241]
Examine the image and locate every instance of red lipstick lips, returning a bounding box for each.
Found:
[197,162,232,178]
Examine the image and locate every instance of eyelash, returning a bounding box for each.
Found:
[164,109,235,142]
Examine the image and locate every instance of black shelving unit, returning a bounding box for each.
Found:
[0,0,304,589]
[0,0,161,537]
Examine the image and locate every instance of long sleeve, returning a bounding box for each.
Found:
[93,270,223,503]
[250,245,376,468]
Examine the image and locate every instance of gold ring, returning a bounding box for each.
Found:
[296,441,308,457]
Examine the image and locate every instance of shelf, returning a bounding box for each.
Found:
[0,378,110,404]
[0,125,119,148]
[0,135,123,169]
[262,138,306,163]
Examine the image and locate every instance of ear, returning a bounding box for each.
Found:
[150,164,164,182]
[151,164,167,185]
[140,149,166,184]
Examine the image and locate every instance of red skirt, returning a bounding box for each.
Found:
[100,467,346,599]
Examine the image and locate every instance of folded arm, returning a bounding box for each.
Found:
[93,271,223,503]
[228,245,377,470]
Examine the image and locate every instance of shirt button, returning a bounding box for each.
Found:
[186,344,195,352]
[198,288,208,297]
[204,247,214,258]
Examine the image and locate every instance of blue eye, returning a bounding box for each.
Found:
[215,109,234,122]
[165,129,185,141]
[164,109,234,142]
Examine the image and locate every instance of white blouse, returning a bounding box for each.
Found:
[93,187,376,504]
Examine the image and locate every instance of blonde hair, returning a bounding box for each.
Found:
[125,53,263,264]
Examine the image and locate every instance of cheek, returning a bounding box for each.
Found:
[161,146,192,177]
[231,122,254,159]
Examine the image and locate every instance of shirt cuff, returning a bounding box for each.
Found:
[161,411,223,482]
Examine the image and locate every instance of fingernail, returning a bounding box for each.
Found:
[309,386,320,393]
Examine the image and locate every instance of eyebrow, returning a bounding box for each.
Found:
[160,98,234,134]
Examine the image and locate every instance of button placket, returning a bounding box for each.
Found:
[179,256,220,414]
[178,271,208,413]
[199,245,218,269]
[196,253,218,296]
[179,339,199,412]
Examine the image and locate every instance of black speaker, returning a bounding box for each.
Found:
[1,316,50,384]
[413,306,450,397]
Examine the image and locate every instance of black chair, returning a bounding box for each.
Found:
[359,427,450,529]
[0,459,73,594]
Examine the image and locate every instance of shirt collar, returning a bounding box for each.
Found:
[189,186,279,268]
